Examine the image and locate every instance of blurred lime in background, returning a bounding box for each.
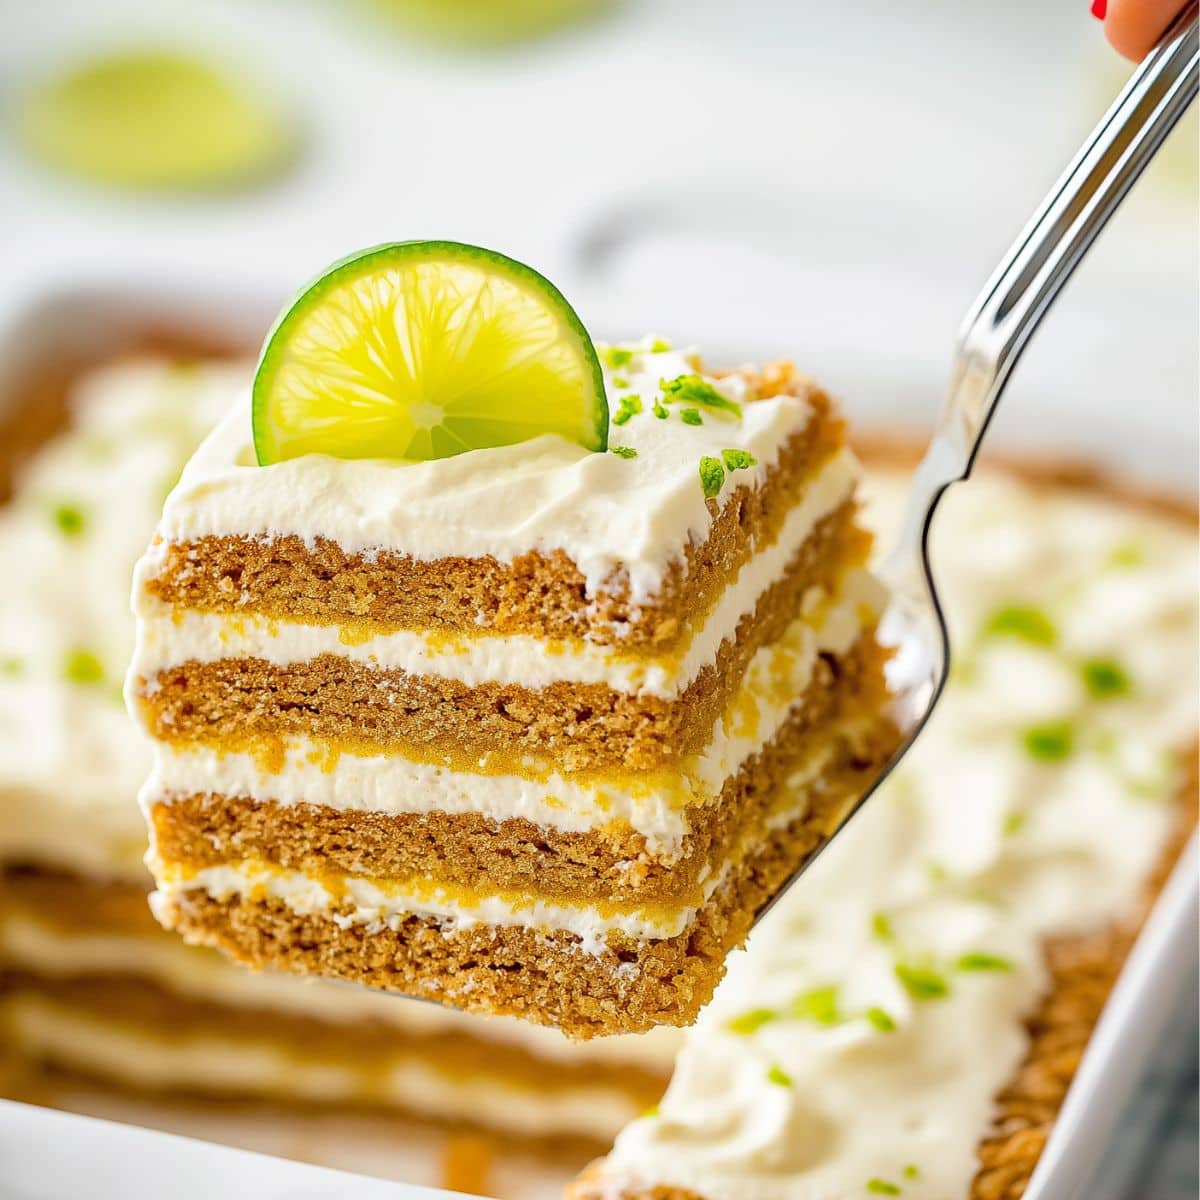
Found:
[18,49,297,192]
[362,0,607,46]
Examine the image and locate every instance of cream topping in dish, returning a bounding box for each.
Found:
[0,360,243,880]
[596,467,1198,1199]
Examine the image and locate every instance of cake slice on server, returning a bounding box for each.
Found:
[127,241,898,1038]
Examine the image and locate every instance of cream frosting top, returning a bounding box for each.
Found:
[152,339,818,602]
[597,467,1198,1199]
[0,359,243,880]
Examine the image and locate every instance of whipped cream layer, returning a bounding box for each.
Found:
[147,342,820,603]
[597,467,1198,1200]
[0,359,246,881]
[2,994,645,1140]
[131,448,859,698]
[143,570,883,849]
[152,858,707,944]
[0,911,681,1071]
[149,715,837,951]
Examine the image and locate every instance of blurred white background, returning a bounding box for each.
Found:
[1,0,1196,485]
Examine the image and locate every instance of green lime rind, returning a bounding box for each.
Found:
[252,241,607,465]
[19,49,295,192]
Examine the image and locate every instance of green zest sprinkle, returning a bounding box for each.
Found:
[612,376,629,389]
[1002,810,1027,837]
[871,912,894,941]
[62,647,105,685]
[983,604,1056,646]
[680,407,703,426]
[1023,721,1075,762]
[726,1006,777,1035]
[610,446,638,459]
[720,447,758,472]
[894,962,950,1001]
[766,1063,794,1088]
[612,395,642,426]
[652,398,669,419]
[661,374,742,419]
[956,952,1014,973]
[865,1006,897,1033]
[903,1164,920,1181]
[926,862,948,884]
[52,502,88,537]
[867,1181,901,1196]
[699,455,725,500]
[649,336,672,352]
[1082,658,1131,699]
[1107,541,1145,568]
[603,346,634,368]
[791,984,842,1026]
[0,657,23,678]
[640,1104,660,1118]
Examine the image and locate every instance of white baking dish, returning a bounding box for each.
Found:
[0,283,1194,1200]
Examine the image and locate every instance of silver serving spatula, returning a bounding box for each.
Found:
[755,2,1198,928]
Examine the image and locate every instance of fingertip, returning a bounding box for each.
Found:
[1102,0,1185,62]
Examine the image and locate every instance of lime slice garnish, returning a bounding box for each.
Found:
[252,241,608,465]
[19,49,294,191]
[362,0,603,45]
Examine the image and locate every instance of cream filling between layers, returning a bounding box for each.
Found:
[130,450,860,699]
[0,912,682,1070]
[142,569,885,851]
[1,995,644,1140]
[151,858,715,946]
[146,711,864,949]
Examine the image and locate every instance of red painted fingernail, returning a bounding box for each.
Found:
[1091,0,1107,19]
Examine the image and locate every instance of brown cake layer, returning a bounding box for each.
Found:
[142,386,846,651]
[0,969,667,1115]
[134,506,869,776]
[154,734,895,1041]
[146,636,894,908]
[0,868,152,937]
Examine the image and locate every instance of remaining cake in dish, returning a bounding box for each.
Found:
[126,245,898,1037]
[570,459,1198,1199]
[0,351,677,1170]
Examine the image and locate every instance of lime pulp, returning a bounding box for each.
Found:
[252,241,608,465]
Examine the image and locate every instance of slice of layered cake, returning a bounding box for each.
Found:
[0,346,676,1173]
[128,241,898,1037]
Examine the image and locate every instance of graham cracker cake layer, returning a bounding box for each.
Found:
[134,507,867,776]
[155,739,896,1041]
[0,969,667,1120]
[142,390,845,651]
[0,867,152,938]
[147,635,892,908]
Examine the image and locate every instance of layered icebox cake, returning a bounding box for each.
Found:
[126,242,899,1037]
